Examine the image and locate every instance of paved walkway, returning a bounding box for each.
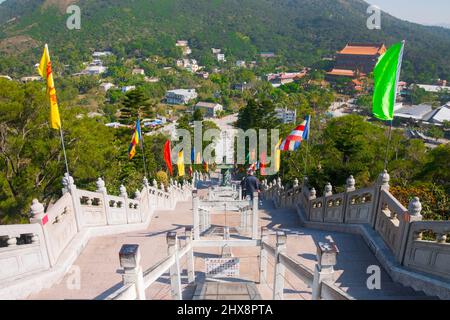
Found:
[28,189,429,300]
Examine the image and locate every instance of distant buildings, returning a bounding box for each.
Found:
[194,102,223,118]
[165,89,198,105]
[216,53,226,62]
[395,102,450,125]
[122,85,136,93]
[100,82,115,92]
[236,60,246,68]
[275,108,297,124]
[266,70,308,87]
[326,43,386,80]
[176,59,200,72]
[176,40,192,55]
[196,71,209,79]
[260,52,276,58]
[211,48,221,54]
[144,77,160,83]
[414,84,450,93]
[83,65,108,75]
[92,51,113,58]
[20,76,41,82]
[132,68,145,76]
[233,82,253,92]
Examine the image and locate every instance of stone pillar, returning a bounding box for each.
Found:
[346,175,356,193]
[312,240,338,300]
[62,173,83,232]
[97,177,111,225]
[167,232,182,300]
[120,184,130,224]
[192,190,200,239]
[119,244,146,300]
[259,227,269,284]
[372,170,390,227]
[252,192,259,240]
[30,199,54,267]
[307,188,317,220]
[273,231,287,300]
[185,227,195,283]
[324,182,333,197]
[399,197,423,264]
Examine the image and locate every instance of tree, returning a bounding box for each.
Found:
[427,126,444,141]
[193,108,204,121]
[119,88,154,123]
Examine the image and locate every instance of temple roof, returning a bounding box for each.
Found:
[326,68,366,77]
[338,43,386,56]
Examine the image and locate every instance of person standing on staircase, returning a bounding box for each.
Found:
[244,169,260,201]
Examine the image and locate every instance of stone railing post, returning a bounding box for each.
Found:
[399,197,423,264]
[259,227,269,284]
[372,170,390,228]
[307,188,316,220]
[97,177,111,225]
[119,244,146,300]
[312,239,338,300]
[120,185,130,224]
[143,177,153,220]
[63,173,83,231]
[343,175,356,223]
[252,192,259,239]
[167,232,182,300]
[192,190,200,239]
[273,231,287,300]
[30,199,54,266]
[185,227,195,283]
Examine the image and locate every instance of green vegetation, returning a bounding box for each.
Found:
[1,0,450,83]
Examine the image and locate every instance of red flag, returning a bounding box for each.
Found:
[260,151,267,176]
[164,140,173,176]
[42,214,49,226]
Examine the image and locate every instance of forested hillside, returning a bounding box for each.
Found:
[1,0,450,82]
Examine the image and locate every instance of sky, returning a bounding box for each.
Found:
[365,0,450,26]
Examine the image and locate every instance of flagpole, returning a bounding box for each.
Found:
[383,40,405,171]
[59,127,70,176]
[304,114,311,176]
[138,116,149,179]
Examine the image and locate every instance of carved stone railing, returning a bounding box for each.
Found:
[0,175,193,299]
[261,170,450,299]
[403,220,450,279]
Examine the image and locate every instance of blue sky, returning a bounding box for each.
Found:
[366,0,450,26]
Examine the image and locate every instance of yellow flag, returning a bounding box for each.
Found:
[177,150,185,177]
[275,139,282,173]
[38,44,61,129]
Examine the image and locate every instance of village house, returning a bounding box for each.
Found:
[100,82,115,92]
[165,89,198,105]
[92,51,113,58]
[176,40,192,55]
[236,60,246,67]
[275,107,297,124]
[266,70,308,87]
[132,68,145,76]
[194,102,223,118]
[217,53,226,62]
[121,85,136,93]
[211,48,221,54]
[260,52,276,58]
[20,76,41,82]
[176,59,200,73]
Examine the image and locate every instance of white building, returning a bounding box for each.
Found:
[236,60,246,67]
[84,65,107,75]
[212,48,221,54]
[92,51,112,58]
[20,76,41,82]
[122,86,136,93]
[429,103,450,124]
[217,53,226,62]
[100,82,115,92]
[132,68,145,76]
[176,59,199,72]
[275,108,297,124]
[415,84,450,93]
[194,102,223,118]
[165,89,198,105]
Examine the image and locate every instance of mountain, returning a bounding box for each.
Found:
[1,0,450,83]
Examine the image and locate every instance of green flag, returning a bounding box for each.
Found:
[373,41,405,121]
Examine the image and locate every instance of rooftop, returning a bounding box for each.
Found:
[396,104,436,120]
[326,69,366,77]
[338,43,386,56]
[195,102,222,109]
